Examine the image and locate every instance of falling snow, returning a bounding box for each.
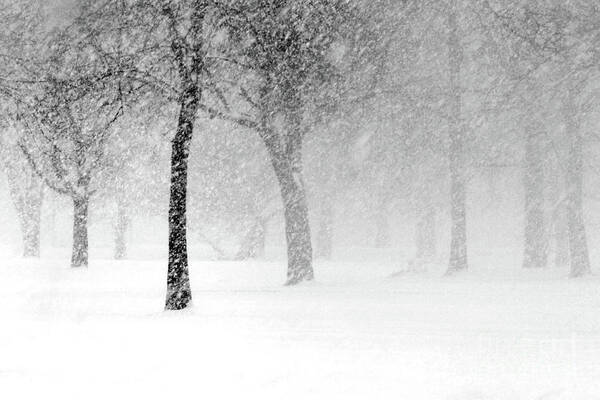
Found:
[1,1,600,399]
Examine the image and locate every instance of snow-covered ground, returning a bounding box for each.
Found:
[2,248,600,400]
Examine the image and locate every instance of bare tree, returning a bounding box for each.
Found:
[522,121,547,269]
[563,86,591,277]
[19,74,123,267]
[446,0,468,274]
[220,0,360,284]
[1,141,43,257]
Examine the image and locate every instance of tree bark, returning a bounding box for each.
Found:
[522,127,547,269]
[446,2,468,274]
[71,196,89,268]
[564,101,590,277]
[114,197,129,260]
[262,107,314,285]
[165,86,199,310]
[271,154,314,285]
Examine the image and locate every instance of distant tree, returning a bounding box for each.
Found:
[563,84,591,277]
[0,1,47,258]
[220,0,360,284]
[0,137,43,257]
[19,72,123,267]
[11,0,131,268]
[522,118,548,269]
[445,0,468,274]
[484,0,596,275]
[481,1,567,271]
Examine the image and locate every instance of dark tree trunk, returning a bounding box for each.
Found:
[522,127,547,269]
[235,218,267,260]
[165,86,199,310]
[316,198,333,259]
[565,106,590,277]
[71,196,89,268]
[114,197,129,260]
[446,3,468,274]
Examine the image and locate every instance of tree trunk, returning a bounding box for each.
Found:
[315,197,333,259]
[165,86,199,310]
[263,111,313,284]
[271,155,314,285]
[446,2,468,274]
[258,76,313,285]
[5,156,43,257]
[522,127,547,269]
[448,166,467,273]
[71,196,89,268]
[279,169,313,285]
[114,197,129,260]
[565,103,590,277]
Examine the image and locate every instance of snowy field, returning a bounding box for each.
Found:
[2,247,600,400]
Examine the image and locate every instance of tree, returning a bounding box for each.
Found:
[153,0,214,309]
[446,0,468,274]
[0,1,47,258]
[563,85,591,277]
[484,0,596,276]
[19,73,123,267]
[221,0,360,284]
[79,0,229,308]
[522,119,547,269]
[1,138,43,257]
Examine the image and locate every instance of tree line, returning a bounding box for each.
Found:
[0,0,599,310]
